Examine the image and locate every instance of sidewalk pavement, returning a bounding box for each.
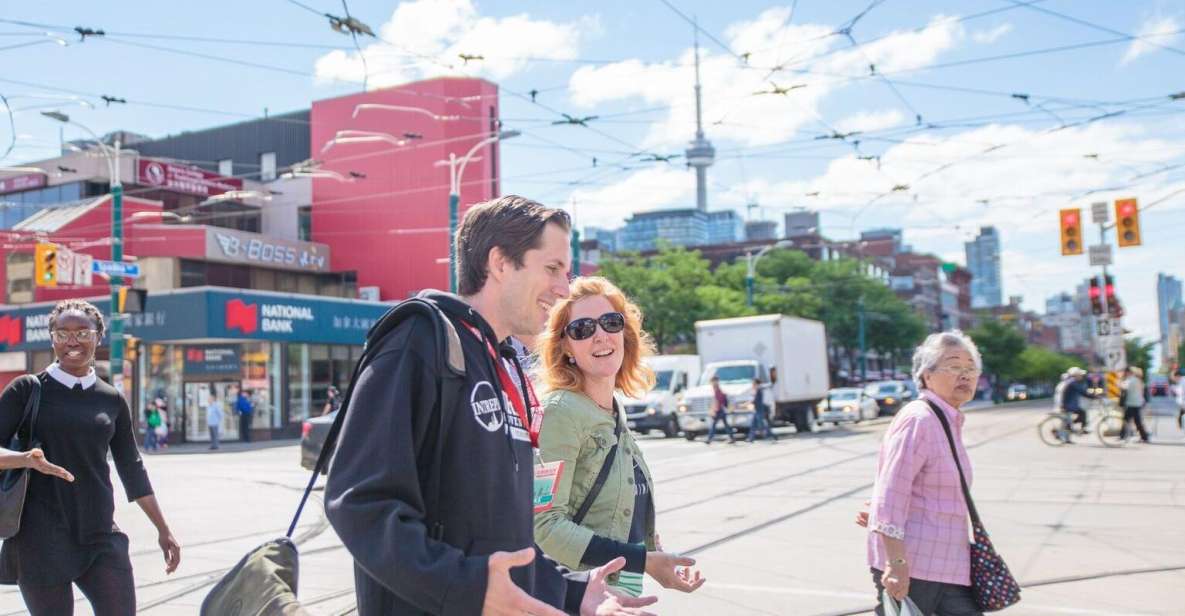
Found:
[140,438,300,455]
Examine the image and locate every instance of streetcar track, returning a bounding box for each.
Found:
[680,418,1034,557]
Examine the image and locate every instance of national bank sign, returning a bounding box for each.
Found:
[214,291,385,344]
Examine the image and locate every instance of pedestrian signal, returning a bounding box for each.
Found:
[34,243,58,287]
[1114,198,1141,247]
[1059,208,1083,255]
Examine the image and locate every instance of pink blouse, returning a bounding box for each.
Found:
[866,391,973,585]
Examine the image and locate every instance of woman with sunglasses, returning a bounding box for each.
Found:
[534,277,705,598]
[0,299,180,615]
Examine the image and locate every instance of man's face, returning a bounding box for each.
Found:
[498,223,571,338]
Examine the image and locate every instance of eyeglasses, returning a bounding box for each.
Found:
[51,329,97,343]
[933,365,981,379]
[563,312,625,341]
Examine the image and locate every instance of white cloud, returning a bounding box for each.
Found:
[1121,15,1182,65]
[836,109,905,134]
[313,0,594,88]
[568,166,693,230]
[971,23,1013,44]
[567,11,963,148]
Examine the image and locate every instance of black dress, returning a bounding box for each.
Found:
[0,372,153,586]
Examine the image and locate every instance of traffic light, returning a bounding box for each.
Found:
[1104,274,1123,318]
[1088,277,1103,316]
[1114,198,1141,247]
[1059,208,1083,255]
[118,288,147,313]
[33,242,58,287]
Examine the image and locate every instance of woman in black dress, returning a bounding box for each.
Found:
[0,299,181,615]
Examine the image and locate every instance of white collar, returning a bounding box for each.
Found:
[47,362,98,390]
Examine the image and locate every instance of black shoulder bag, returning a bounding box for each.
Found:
[926,401,1021,612]
[201,298,467,616]
[0,375,42,539]
[572,400,623,526]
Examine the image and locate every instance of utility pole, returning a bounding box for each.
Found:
[858,296,867,383]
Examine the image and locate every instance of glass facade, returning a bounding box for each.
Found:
[286,343,363,422]
[0,181,107,228]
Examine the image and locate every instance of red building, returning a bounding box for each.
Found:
[311,77,501,300]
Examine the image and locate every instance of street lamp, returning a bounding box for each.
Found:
[320,130,412,155]
[435,130,520,293]
[40,110,130,390]
[745,240,794,307]
[128,211,192,223]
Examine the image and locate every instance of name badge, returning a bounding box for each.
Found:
[533,460,564,513]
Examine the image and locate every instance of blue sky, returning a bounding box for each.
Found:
[3,1,1184,347]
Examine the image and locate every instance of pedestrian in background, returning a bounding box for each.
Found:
[235,388,253,442]
[705,375,736,445]
[321,386,341,417]
[144,400,161,452]
[156,400,169,450]
[206,390,223,450]
[1175,368,1185,430]
[0,299,180,615]
[534,276,705,598]
[1119,366,1150,443]
[858,331,988,616]
[746,377,777,443]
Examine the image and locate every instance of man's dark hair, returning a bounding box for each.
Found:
[49,299,106,338]
[455,195,571,296]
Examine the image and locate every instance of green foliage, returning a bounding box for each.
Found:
[599,245,927,356]
[1124,336,1156,374]
[1016,346,1080,384]
[968,319,1027,383]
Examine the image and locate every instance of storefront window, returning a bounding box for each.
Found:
[287,343,360,424]
[287,343,311,423]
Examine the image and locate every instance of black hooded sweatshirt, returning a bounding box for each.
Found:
[325,291,582,615]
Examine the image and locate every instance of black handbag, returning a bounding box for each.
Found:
[926,401,1021,612]
[0,375,42,539]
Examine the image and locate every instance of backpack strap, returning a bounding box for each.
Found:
[287,298,465,538]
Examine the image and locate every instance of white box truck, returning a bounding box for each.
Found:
[621,355,700,437]
[678,315,829,437]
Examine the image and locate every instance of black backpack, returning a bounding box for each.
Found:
[201,297,467,616]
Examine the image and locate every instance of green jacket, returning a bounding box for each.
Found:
[533,389,657,571]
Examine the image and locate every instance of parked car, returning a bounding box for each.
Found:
[300,410,336,472]
[1006,384,1029,401]
[863,380,917,416]
[816,388,879,425]
[1148,375,1169,397]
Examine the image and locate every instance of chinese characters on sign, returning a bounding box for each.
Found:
[137,159,243,197]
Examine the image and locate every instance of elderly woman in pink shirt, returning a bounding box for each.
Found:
[860,331,984,616]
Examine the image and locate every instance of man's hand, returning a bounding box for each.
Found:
[482,548,565,616]
[580,557,659,616]
[24,448,73,482]
[644,551,705,593]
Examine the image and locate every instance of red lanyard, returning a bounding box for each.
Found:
[463,323,540,448]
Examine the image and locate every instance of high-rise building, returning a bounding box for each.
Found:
[1044,292,1090,355]
[784,210,819,238]
[1157,273,1184,365]
[585,226,619,253]
[965,226,1003,308]
[744,219,778,242]
[619,209,709,252]
[706,210,742,245]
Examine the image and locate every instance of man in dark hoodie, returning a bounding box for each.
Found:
[325,195,658,616]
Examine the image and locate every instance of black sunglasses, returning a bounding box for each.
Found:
[563,312,625,341]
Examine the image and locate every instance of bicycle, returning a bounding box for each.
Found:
[1094,399,1129,447]
[1037,409,1077,447]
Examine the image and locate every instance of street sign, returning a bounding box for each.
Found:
[92,260,141,279]
[1088,244,1112,267]
[1094,317,1122,338]
[1090,201,1109,224]
[1094,317,1126,372]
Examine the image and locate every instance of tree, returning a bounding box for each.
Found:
[968,319,1026,400]
[1124,336,1156,374]
[1016,346,1080,385]
[599,246,713,351]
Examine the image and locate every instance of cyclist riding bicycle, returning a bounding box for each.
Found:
[1061,366,1098,442]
